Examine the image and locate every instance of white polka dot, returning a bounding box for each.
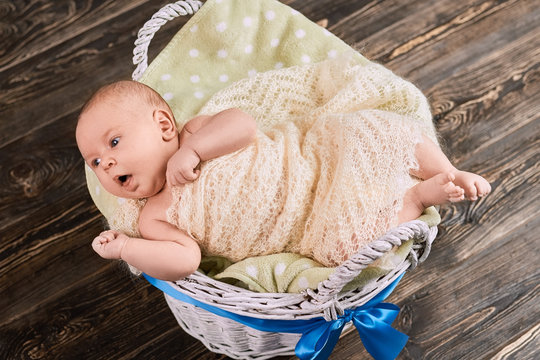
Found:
[390,254,402,265]
[190,24,198,33]
[295,29,306,38]
[274,263,286,276]
[163,92,174,100]
[298,277,309,289]
[160,73,171,81]
[248,69,257,77]
[328,49,337,58]
[301,54,311,63]
[302,263,311,269]
[117,198,126,205]
[270,38,280,47]
[323,28,332,37]
[189,49,199,57]
[194,91,204,99]
[244,44,253,54]
[219,74,229,82]
[217,49,228,58]
[246,265,258,278]
[215,0,222,3]
[265,10,275,20]
[243,17,253,27]
[274,62,283,69]
[190,75,200,83]
[95,185,101,196]
[291,9,300,16]
[216,22,227,32]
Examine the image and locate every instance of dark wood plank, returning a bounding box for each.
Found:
[397,218,539,359]
[0,0,189,149]
[0,265,201,359]
[490,323,540,360]
[1,0,145,71]
[1,0,538,359]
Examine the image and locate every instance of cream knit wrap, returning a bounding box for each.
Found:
[112,57,437,267]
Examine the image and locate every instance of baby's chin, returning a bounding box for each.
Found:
[106,181,164,200]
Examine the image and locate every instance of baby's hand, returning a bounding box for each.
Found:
[92,230,129,260]
[166,146,201,186]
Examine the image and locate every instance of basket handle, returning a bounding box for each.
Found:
[132,0,203,81]
[306,220,437,305]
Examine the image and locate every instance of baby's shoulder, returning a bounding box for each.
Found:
[139,187,173,225]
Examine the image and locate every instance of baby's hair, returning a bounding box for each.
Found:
[79,80,171,118]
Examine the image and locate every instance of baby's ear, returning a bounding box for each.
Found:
[153,109,177,141]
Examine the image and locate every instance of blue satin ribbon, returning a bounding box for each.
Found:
[144,272,408,360]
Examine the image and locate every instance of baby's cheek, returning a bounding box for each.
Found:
[99,177,122,197]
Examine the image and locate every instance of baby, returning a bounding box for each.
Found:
[76,80,491,281]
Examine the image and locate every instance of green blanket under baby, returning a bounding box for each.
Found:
[85,0,441,293]
[202,208,439,293]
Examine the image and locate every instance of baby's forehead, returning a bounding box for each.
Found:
[77,102,124,136]
[85,93,147,118]
[77,82,162,130]
[88,82,153,110]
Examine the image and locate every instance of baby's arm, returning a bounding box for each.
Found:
[92,219,201,281]
[167,108,257,185]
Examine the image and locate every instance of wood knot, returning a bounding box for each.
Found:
[398,303,414,333]
[9,162,40,198]
[0,1,15,18]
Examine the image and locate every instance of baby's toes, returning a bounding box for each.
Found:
[477,180,492,197]
[461,183,479,200]
[448,186,465,202]
[436,172,456,186]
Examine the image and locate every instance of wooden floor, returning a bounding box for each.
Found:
[1,0,538,359]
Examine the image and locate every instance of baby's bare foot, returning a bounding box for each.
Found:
[452,170,491,200]
[398,172,465,223]
[417,172,465,207]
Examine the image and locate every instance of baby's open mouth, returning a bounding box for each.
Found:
[117,174,131,186]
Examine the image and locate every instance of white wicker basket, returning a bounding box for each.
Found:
[131,2,438,359]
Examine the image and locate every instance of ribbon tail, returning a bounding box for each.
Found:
[295,320,346,360]
[353,308,408,360]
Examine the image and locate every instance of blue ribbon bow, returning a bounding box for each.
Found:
[144,272,408,360]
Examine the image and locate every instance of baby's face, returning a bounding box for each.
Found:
[76,99,176,199]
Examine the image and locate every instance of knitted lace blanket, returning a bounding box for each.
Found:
[159,57,437,267]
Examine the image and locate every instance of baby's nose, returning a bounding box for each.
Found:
[102,157,116,170]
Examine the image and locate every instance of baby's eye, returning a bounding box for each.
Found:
[92,158,101,167]
[111,137,120,147]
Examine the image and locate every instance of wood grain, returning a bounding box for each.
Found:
[1,0,538,359]
[0,0,188,149]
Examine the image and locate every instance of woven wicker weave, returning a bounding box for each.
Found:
[131,2,438,358]
[159,222,436,359]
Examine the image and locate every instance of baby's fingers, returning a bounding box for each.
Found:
[98,230,118,242]
[170,169,199,185]
[92,236,109,256]
[169,170,185,186]
[182,169,200,183]
[91,232,125,259]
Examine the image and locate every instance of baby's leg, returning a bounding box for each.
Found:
[398,173,465,223]
[411,136,491,200]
